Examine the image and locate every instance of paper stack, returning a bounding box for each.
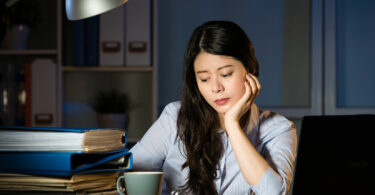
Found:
[0,126,133,194]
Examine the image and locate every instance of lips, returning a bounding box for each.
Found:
[215,98,229,105]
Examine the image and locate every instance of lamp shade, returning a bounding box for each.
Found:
[65,0,128,20]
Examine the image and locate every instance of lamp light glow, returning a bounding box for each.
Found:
[65,0,128,20]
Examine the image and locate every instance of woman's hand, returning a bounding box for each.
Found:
[222,73,269,187]
[224,73,261,130]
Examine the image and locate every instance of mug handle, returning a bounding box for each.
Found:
[116,175,126,195]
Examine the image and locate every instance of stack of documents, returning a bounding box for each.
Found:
[0,126,126,152]
[0,172,119,193]
[0,126,133,194]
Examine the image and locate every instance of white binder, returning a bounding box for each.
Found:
[31,59,57,126]
[125,0,151,66]
[99,5,125,66]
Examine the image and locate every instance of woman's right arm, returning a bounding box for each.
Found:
[129,102,179,171]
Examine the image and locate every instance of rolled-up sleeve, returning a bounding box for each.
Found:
[252,113,298,195]
[251,167,283,195]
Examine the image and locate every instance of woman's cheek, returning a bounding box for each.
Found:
[239,79,247,95]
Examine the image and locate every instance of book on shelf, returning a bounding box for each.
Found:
[72,16,99,67]
[0,126,126,153]
[85,16,99,66]
[63,0,99,68]
[0,62,27,126]
[73,19,85,66]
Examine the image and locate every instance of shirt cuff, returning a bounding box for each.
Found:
[251,167,283,195]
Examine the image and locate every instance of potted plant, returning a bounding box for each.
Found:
[92,89,130,129]
[1,1,41,49]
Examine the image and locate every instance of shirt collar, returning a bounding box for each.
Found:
[242,104,260,145]
[218,103,260,136]
[245,103,260,134]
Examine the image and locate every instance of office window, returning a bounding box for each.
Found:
[336,0,375,107]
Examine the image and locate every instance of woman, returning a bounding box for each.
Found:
[130,20,297,195]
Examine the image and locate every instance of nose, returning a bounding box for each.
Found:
[211,77,223,93]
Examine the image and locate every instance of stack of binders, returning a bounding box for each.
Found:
[0,126,133,194]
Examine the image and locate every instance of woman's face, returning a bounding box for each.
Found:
[194,51,247,115]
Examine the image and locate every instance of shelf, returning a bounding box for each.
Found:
[63,66,153,72]
[0,50,58,55]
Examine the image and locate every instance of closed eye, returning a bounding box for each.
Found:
[198,77,209,82]
[222,72,233,77]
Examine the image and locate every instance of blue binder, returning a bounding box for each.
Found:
[0,148,133,176]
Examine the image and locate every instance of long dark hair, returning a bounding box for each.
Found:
[177,20,259,194]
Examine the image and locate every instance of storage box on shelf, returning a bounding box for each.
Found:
[0,0,157,142]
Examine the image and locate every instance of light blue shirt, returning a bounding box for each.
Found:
[130,101,297,195]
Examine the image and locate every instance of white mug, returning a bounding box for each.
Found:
[117,171,164,195]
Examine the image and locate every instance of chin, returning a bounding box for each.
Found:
[213,105,232,115]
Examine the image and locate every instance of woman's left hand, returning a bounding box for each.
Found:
[223,74,269,187]
[224,73,261,129]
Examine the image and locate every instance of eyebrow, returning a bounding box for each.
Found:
[196,65,233,74]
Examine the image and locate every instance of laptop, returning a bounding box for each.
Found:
[292,115,374,195]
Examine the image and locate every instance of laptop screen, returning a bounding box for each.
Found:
[292,115,374,195]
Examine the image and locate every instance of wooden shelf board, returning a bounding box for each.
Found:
[63,66,153,72]
[0,50,58,55]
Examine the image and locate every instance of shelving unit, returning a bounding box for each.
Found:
[59,0,157,142]
[0,0,157,142]
[0,0,61,127]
